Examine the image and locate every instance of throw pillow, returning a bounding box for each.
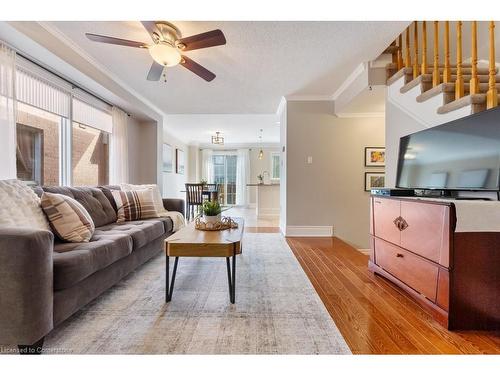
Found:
[120,183,166,214]
[0,179,50,231]
[111,189,160,223]
[40,192,95,242]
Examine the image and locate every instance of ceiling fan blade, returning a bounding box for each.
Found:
[177,29,226,51]
[180,56,216,82]
[147,61,164,81]
[85,33,146,48]
[141,21,161,42]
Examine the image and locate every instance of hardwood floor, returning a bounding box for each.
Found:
[287,236,500,354]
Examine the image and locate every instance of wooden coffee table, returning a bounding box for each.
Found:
[164,217,244,304]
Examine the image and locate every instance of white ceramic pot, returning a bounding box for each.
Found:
[204,214,221,224]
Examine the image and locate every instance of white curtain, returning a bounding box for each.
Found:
[0,44,16,180]
[201,149,214,183]
[236,148,250,206]
[109,107,129,184]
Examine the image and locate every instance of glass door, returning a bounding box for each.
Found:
[212,154,237,205]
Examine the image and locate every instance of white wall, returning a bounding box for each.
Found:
[127,117,158,185]
[384,100,429,187]
[161,127,188,199]
[285,100,385,248]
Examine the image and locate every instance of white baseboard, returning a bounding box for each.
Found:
[357,248,371,255]
[285,226,334,237]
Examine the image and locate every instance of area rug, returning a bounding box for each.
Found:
[44,233,351,354]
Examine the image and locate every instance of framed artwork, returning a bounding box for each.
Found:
[365,172,385,191]
[162,143,173,173]
[365,147,385,167]
[176,148,185,175]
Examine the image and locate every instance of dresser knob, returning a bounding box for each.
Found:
[396,253,404,258]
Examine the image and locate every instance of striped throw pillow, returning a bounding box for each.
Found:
[111,189,160,223]
[41,192,95,243]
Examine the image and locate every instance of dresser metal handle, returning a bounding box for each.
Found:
[396,253,404,258]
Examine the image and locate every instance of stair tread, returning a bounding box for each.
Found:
[417,82,500,102]
[437,93,500,114]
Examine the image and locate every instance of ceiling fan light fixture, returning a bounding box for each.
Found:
[148,42,181,67]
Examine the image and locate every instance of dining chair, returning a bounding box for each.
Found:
[185,183,204,221]
[204,183,219,203]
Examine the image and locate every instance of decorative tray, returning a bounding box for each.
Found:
[194,216,239,231]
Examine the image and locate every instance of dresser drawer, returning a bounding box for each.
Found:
[400,201,450,267]
[373,197,401,245]
[374,238,439,302]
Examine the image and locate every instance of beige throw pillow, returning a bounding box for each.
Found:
[112,189,160,223]
[41,192,95,242]
[120,183,166,214]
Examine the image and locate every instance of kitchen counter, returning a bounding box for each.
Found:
[247,183,280,218]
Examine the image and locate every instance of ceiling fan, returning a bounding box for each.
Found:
[85,21,226,82]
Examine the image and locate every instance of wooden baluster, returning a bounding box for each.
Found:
[421,21,428,75]
[390,40,398,64]
[470,21,479,95]
[433,21,440,87]
[443,21,451,83]
[487,21,498,109]
[405,26,411,68]
[397,34,404,70]
[413,22,419,79]
[455,21,465,100]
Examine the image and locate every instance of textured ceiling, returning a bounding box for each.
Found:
[49,21,407,114]
[164,114,280,145]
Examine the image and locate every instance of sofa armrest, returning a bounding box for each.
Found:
[162,198,185,217]
[0,227,54,345]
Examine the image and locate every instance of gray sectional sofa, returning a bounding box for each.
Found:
[0,185,184,353]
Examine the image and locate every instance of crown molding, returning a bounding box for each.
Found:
[284,94,333,102]
[335,111,385,118]
[196,142,280,149]
[36,22,167,121]
[332,62,367,101]
[275,96,287,115]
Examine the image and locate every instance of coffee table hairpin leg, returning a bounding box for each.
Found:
[225,242,237,304]
[165,255,179,302]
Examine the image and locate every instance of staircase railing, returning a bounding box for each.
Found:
[388,21,498,109]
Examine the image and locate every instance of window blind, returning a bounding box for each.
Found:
[72,98,112,133]
[15,68,71,118]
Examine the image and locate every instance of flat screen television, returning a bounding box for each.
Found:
[396,106,500,191]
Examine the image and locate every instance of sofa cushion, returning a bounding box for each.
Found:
[150,217,174,234]
[94,220,165,250]
[39,186,117,227]
[53,232,133,290]
[41,192,95,243]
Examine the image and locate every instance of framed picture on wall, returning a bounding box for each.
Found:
[365,147,385,167]
[176,148,185,175]
[162,143,173,173]
[365,172,385,191]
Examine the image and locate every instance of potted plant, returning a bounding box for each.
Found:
[257,174,264,184]
[202,200,222,224]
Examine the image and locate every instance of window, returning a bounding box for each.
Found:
[213,154,237,205]
[71,97,112,186]
[14,59,112,187]
[16,102,64,186]
[72,122,109,186]
[271,152,280,180]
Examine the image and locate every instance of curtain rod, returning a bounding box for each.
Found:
[2,40,131,117]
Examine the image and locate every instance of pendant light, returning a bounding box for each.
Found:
[258,129,264,159]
